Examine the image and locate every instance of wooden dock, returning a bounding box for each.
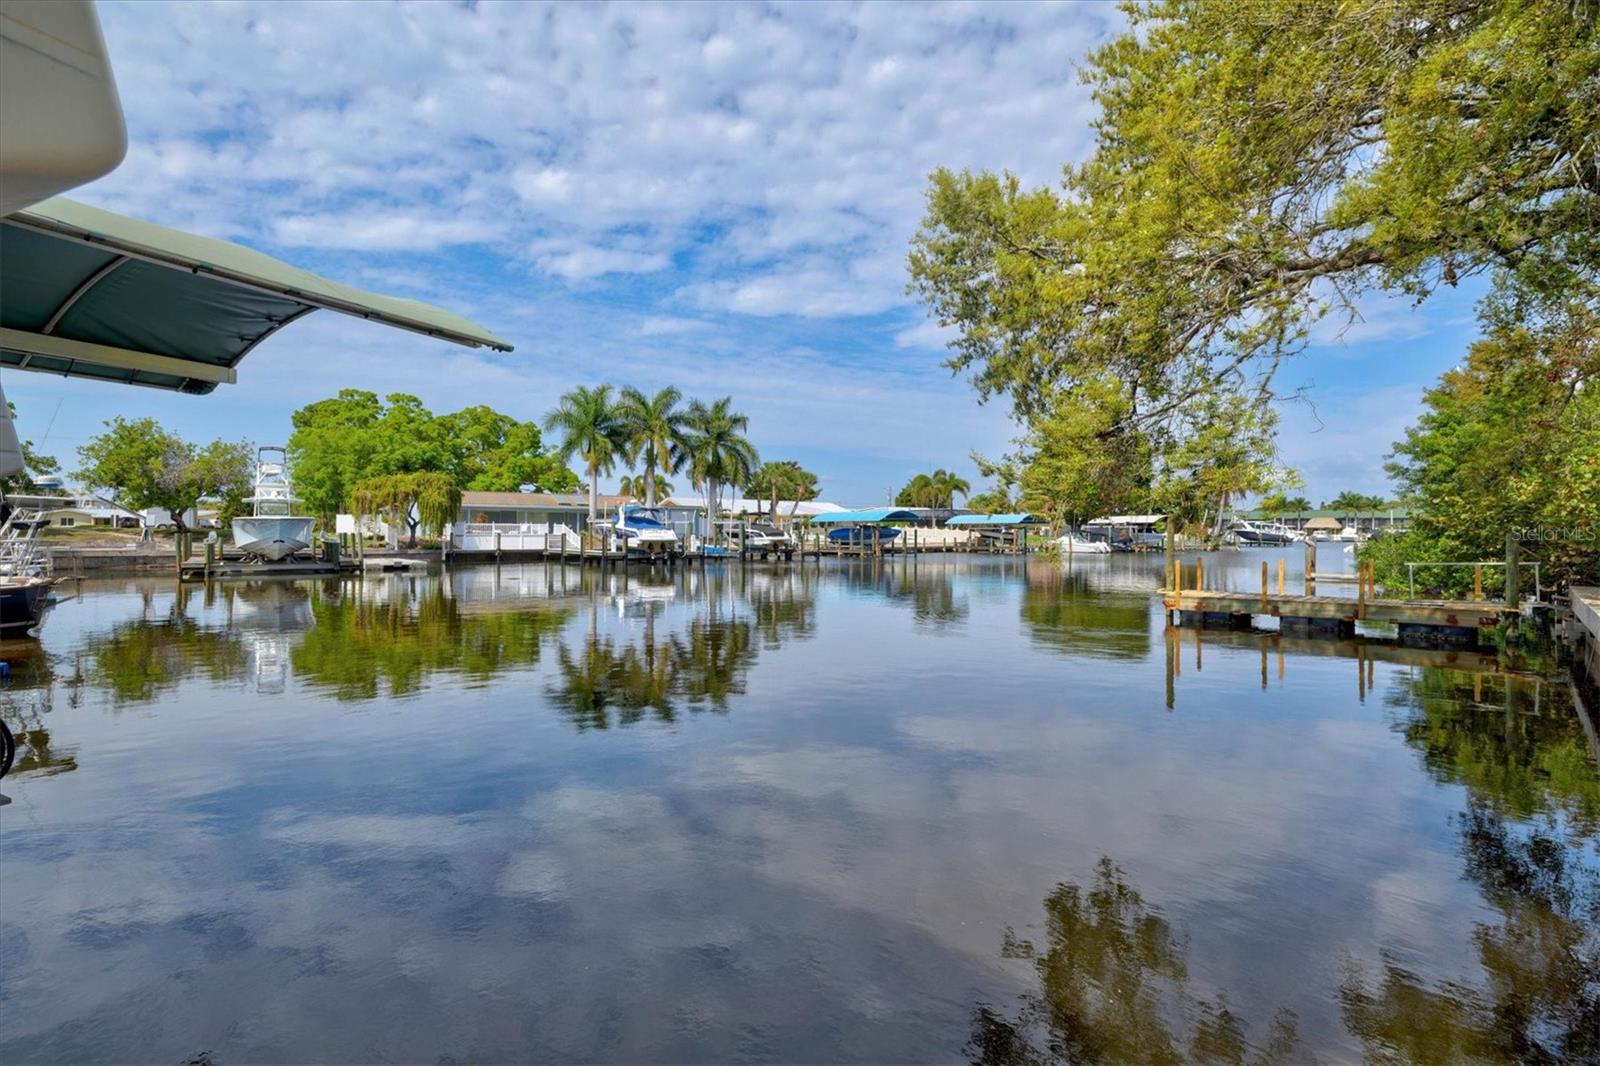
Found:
[1161,555,1518,647]
[179,557,361,581]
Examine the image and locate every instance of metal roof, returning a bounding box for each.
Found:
[946,513,1046,527]
[0,196,513,394]
[806,507,920,524]
[462,491,634,510]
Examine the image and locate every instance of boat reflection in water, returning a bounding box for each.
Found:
[0,557,1596,1063]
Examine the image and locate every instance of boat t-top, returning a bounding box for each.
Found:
[231,447,315,561]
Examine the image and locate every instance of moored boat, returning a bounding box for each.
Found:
[601,505,681,559]
[1058,533,1112,555]
[232,447,315,561]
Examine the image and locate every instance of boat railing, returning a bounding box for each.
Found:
[0,507,52,577]
[451,521,580,553]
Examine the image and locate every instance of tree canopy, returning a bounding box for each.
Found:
[75,418,253,533]
[911,0,1598,428]
[348,471,462,547]
[681,397,759,521]
[1371,284,1599,589]
[744,460,819,517]
[895,468,971,509]
[909,0,1598,524]
[1322,491,1389,512]
[616,386,689,507]
[289,391,576,524]
[545,385,626,519]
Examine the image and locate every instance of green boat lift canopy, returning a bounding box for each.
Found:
[0,196,513,394]
[946,513,1046,526]
[807,507,920,525]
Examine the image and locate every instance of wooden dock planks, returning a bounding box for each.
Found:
[1161,587,1515,629]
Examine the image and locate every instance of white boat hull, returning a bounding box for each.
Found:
[232,516,314,560]
[1059,535,1112,555]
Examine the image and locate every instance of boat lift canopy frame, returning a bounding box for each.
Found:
[0,197,513,395]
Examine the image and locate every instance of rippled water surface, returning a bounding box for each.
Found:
[1,554,1597,1063]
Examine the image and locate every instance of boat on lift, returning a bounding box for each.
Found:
[1058,532,1113,555]
[600,504,681,560]
[1229,519,1296,546]
[231,447,315,561]
[0,504,55,636]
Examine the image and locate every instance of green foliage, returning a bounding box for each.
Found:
[909,0,1598,535]
[1256,492,1312,517]
[545,384,626,518]
[348,472,461,547]
[616,386,689,506]
[289,391,575,525]
[1151,393,1287,539]
[967,487,1014,514]
[1376,284,1600,589]
[744,460,819,517]
[895,468,970,508]
[75,417,252,532]
[0,403,62,495]
[441,405,578,494]
[910,0,1599,431]
[679,396,759,523]
[1323,491,1388,512]
[619,473,673,500]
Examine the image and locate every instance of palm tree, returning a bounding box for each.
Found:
[617,386,688,507]
[680,397,759,540]
[544,385,623,519]
[930,468,971,508]
[619,473,673,500]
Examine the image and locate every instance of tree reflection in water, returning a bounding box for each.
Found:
[1021,565,1150,661]
[292,582,571,700]
[71,596,248,706]
[1339,670,1600,1062]
[969,857,1302,1066]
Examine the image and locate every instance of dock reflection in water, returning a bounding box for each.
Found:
[0,556,1595,1063]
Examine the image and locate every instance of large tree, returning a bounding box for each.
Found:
[544,385,625,519]
[290,391,575,525]
[440,405,577,493]
[75,418,252,534]
[680,397,759,533]
[909,0,1598,490]
[348,472,461,548]
[895,468,971,508]
[616,386,688,506]
[1373,283,1600,589]
[744,460,819,519]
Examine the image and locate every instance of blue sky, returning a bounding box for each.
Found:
[9,0,1481,506]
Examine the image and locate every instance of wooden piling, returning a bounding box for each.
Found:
[1276,557,1285,596]
[1260,559,1268,610]
[1505,533,1521,609]
[1196,556,1204,591]
[1164,516,1176,590]
[1304,539,1317,594]
[1474,563,1484,602]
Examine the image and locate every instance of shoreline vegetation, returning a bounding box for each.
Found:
[907,0,1598,594]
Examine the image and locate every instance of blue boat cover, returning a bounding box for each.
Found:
[946,513,1046,526]
[807,508,920,524]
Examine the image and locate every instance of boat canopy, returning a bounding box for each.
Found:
[946,513,1047,526]
[0,197,513,394]
[807,507,919,525]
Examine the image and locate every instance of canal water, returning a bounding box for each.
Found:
[1,554,1596,1063]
